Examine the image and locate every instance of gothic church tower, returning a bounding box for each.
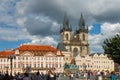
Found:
[60,13,72,44]
[60,13,89,57]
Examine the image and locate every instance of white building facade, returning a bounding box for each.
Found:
[75,54,114,72]
[0,45,64,75]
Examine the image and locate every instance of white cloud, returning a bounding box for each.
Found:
[0,0,120,53]
[88,26,93,31]
[17,17,27,27]
[25,36,57,47]
[101,23,120,38]
[0,27,29,41]
[89,22,120,53]
[50,22,60,33]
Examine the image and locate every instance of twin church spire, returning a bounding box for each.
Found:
[60,13,89,56]
[60,13,88,33]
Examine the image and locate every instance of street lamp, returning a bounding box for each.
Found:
[8,54,16,76]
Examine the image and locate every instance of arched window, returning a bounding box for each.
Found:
[66,34,69,40]
[83,34,85,41]
[73,48,78,57]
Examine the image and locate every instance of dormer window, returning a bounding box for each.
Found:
[57,51,61,55]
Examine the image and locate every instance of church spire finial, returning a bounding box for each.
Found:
[60,12,72,33]
[63,12,69,28]
[79,13,85,30]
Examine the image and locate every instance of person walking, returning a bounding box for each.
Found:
[23,73,31,80]
[111,71,118,80]
[3,73,10,80]
[87,70,91,80]
[34,72,43,80]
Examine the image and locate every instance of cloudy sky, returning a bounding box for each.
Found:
[0,0,120,53]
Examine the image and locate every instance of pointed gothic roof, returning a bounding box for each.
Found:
[63,12,69,27]
[60,13,72,33]
[79,13,85,30]
[75,13,88,33]
[56,42,67,51]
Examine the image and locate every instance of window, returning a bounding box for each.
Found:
[56,57,58,60]
[66,34,69,40]
[4,59,5,62]
[0,66,1,69]
[52,64,54,68]
[73,48,78,57]
[66,58,68,60]
[26,64,28,67]
[56,64,58,68]
[41,64,43,68]
[59,58,61,60]
[18,64,20,68]
[41,57,43,60]
[26,57,28,60]
[18,57,20,60]
[14,64,16,68]
[38,64,39,67]
[49,64,51,68]
[34,64,36,68]
[52,57,54,60]
[60,64,62,68]
[83,34,85,41]
[46,64,48,68]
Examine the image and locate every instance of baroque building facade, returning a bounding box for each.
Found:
[0,45,64,75]
[60,13,89,57]
[75,54,114,71]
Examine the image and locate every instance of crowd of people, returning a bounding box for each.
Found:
[0,70,119,80]
[0,70,56,80]
[57,70,119,80]
[73,70,119,80]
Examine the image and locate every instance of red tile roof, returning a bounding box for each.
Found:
[0,50,14,58]
[16,45,59,56]
[0,45,64,57]
[16,45,57,51]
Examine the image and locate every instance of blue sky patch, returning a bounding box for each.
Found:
[0,40,31,51]
[89,23,101,35]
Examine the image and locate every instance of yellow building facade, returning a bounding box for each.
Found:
[75,54,114,71]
